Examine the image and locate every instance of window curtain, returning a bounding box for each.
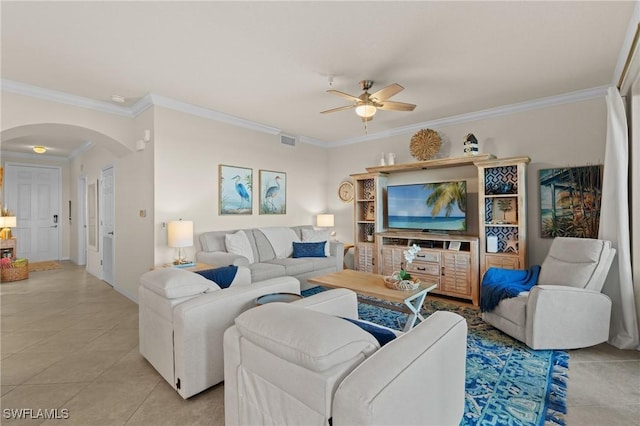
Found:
[599,86,639,350]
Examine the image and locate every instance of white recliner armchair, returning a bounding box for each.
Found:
[482,237,616,350]
[138,266,300,398]
[224,288,468,426]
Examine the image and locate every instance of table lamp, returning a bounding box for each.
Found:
[316,214,336,238]
[168,220,194,265]
[0,216,16,240]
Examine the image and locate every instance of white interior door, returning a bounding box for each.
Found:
[77,176,87,266]
[4,163,61,262]
[101,166,115,285]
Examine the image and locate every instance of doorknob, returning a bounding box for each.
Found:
[50,225,58,228]
[108,231,114,235]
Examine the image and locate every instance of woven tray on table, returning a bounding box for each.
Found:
[383,275,420,291]
[0,258,29,282]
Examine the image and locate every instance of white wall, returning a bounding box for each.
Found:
[328,98,608,267]
[152,107,329,265]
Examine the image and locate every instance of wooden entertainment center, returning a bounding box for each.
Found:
[350,155,529,307]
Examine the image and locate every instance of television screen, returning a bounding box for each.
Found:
[387,181,467,231]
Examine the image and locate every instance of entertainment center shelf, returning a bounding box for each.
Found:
[365,154,495,173]
[350,154,529,307]
[377,231,479,306]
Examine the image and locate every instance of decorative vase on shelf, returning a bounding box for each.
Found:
[387,152,396,165]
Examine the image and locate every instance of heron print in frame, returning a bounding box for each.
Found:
[219,165,253,215]
[259,170,286,214]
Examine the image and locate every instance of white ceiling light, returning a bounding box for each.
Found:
[355,103,377,118]
[33,145,47,154]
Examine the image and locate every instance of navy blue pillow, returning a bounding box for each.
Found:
[340,317,397,347]
[195,265,238,289]
[292,241,327,258]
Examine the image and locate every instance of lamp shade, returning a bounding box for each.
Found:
[316,214,334,228]
[355,103,377,118]
[167,220,193,248]
[0,216,17,228]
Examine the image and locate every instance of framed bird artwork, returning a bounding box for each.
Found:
[259,170,286,215]
[219,164,253,215]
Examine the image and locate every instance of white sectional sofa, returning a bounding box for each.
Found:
[196,225,343,290]
[138,266,300,399]
[224,288,468,425]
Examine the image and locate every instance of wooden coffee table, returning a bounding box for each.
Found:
[308,269,437,332]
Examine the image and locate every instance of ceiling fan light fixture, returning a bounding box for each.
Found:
[355,103,377,118]
[33,145,47,154]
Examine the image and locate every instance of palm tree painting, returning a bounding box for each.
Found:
[219,165,253,215]
[539,165,603,238]
[259,170,286,214]
[425,181,467,218]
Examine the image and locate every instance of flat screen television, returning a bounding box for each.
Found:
[387,181,467,232]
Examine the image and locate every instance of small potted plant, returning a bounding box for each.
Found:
[385,244,421,291]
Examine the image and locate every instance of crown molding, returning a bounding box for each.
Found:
[3,78,610,149]
[328,85,610,147]
[148,94,282,135]
[1,79,133,117]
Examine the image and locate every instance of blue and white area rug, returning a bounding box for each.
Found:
[302,287,568,426]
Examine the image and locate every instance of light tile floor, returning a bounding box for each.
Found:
[1,262,638,425]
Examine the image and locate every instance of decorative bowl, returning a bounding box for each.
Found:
[383,275,420,291]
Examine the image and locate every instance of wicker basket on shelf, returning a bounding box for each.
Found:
[0,258,29,283]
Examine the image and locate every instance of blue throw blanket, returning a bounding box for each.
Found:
[195,265,238,289]
[480,265,541,312]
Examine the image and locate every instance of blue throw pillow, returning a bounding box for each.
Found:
[195,265,238,289]
[292,241,327,258]
[340,317,397,347]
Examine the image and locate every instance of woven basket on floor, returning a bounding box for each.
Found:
[1,259,29,282]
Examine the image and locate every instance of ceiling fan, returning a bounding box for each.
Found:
[321,80,416,122]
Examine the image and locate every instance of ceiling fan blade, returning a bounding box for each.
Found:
[320,104,357,114]
[326,89,361,103]
[377,101,416,111]
[370,83,404,102]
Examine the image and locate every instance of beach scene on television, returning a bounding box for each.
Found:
[387,181,467,231]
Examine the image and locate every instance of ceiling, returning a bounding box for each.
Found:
[1,1,636,157]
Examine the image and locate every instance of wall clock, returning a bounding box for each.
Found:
[338,181,354,203]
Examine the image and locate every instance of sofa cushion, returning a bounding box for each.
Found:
[252,229,276,262]
[307,256,338,271]
[248,262,287,282]
[258,227,300,259]
[292,241,327,258]
[491,293,528,327]
[140,268,220,299]
[264,258,315,276]
[301,228,331,256]
[225,230,255,264]
[235,303,379,372]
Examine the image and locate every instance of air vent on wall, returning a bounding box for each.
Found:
[280,134,296,146]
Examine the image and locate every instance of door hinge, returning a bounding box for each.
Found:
[176,378,181,389]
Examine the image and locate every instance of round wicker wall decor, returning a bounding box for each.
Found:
[410,129,441,161]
